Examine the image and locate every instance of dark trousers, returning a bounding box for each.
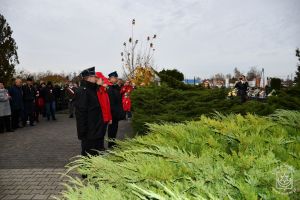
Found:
[81,138,104,156]
[11,109,21,129]
[34,105,43,122]
[46,101,56,120]
[126,111,132,119]
[108,119,119,148]
[238,91,248,103]
[0,115,12,133]
[23,101,34,126]
[240,94,247,103]
[241,93,247,103]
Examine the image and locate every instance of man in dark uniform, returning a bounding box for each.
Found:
[22,77,36,126]
[74,67,106,157]
[107,71,124,148]
[235,75,249,103]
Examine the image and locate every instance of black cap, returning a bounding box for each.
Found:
[80,67,96,78]
[108,71,118,78]
[27,77,33,81]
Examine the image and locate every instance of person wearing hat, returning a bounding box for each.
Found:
[107,71,125,148]
[22,77,36,126]
[74,67,106,157]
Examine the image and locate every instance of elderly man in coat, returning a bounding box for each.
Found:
[0,80,13,133]
[74,67,106,157]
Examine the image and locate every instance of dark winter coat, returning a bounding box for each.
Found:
[107,84,125,120]
[22,85,36,102]
[74,80,105,140]
[8,85,23,111]
[43,86,55,103]
[235,81,249,96]
[53,86,61,101]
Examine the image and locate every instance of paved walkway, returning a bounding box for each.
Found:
[0,114,133,200]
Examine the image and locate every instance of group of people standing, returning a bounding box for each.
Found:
[0,67,134,158]
[0,78,59,133]
[74,67,134,157]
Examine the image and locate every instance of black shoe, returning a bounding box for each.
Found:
[53,118,56,121]
[30,124,35,126]
[69,115,73,118]
[7,129,14,132]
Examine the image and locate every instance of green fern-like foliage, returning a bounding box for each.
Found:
[58,110,299,200]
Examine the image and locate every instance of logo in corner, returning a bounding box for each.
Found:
[275,164,295,194]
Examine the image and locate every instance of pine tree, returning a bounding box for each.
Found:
[0,14,19,85]
[159,69,184,81]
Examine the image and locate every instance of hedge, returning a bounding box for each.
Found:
[58,110,300,200]
[130,85,300,134]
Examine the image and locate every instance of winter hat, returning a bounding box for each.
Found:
[108,71,118,78]
[80,67,96,78]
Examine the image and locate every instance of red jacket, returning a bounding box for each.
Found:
[122,96,131,112]
[121,85,134,97]
[97,86,112,123]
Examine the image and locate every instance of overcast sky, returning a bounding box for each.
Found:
[1,0,300,79]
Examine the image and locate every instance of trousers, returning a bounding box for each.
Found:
[108,119,119,148]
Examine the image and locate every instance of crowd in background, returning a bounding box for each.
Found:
[0,75,134,134]
[0,78,71,133]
